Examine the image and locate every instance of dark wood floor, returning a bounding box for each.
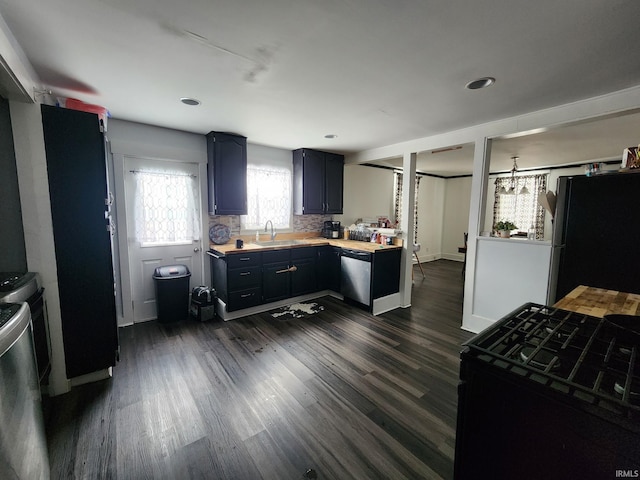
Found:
[45,260,474,479]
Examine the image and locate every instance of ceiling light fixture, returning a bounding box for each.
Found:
[324,134,337,139]
[180,97,201,106]
[499,156,530,195]
[465,77,495,90]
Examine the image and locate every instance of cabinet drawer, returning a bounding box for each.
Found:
[291,246,316,260]
[228,266,261,290]
[227,252,262,269]
[262,249,290,264]
[228,287,262,311]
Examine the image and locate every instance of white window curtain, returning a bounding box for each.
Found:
[394,172,421,240]
[492,173,547,239]
[242,164,291,230]
[133,170,200,244]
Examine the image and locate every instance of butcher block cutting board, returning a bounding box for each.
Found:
[554,285,640,318]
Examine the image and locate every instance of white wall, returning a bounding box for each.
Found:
[10,101,71,396]
[415,175,445,262]
[338,164,395,227]
[473,237,552,320]
[339,164,468,264]
[442,176,472,260]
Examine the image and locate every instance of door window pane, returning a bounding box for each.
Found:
[133,170,200,245]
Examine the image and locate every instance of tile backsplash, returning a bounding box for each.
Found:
[208,214,332,237]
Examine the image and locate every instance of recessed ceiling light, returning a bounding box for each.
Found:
[465,77,495,90]
[324,134,337,139]
[180,97,201,106]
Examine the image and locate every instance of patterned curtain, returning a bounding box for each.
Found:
[133,170,200,244]
[242,164,291,229]
[493,174,547,239]
[394,172,421,240]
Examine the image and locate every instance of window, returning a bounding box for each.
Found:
[133,170,200,245]
[492,174,547,238]
[242,164,292,230]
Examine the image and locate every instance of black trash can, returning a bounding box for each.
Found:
[153,264,191,323]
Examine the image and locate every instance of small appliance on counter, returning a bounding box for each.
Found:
[322,221,341,239]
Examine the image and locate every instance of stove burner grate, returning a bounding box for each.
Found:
[464,303,640,419]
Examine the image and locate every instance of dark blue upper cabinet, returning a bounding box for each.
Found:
[293,148,344,215]
[207,131,247,215]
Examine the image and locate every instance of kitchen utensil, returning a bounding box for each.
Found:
[537,192,553,217]
[545,190,556,217]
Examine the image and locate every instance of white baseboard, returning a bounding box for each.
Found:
[414,253,442,264]
[69,367,113,388]
[372,292,402,315]
[440,253,465,262]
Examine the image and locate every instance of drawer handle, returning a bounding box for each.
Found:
[240,293,253,298]
[276,265,298,274]
[239,257,251,261]
[240,272,251,276]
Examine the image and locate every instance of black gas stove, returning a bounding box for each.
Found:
[454,303,640,480]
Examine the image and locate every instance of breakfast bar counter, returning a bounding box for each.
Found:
[553,285,640,318]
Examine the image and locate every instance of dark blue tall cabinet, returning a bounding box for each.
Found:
[41,105,118,379]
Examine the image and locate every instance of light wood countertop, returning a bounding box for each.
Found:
[553,285,640,318]
[209,236,402,256]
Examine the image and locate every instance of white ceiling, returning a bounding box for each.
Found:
[367,109,640,176]
[1,0,640,166]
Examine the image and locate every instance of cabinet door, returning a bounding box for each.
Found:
[301,149,325,214]
[324,153,344,214]
[317,246,340,291]
[262,262,291,302]
[41,105,118,378]
[291,257,316,296]
[328,246,342,292]
[316,246,330,290]
[207,132,247,215]
[372,249,401,299]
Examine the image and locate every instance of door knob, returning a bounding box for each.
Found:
[194,247,200,252]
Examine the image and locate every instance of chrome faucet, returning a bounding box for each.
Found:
[265,220,276,240]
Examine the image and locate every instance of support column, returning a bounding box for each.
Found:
[462,137,492,331]
[399,151,417,307]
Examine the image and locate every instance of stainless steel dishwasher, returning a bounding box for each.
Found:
[340,249,372,307]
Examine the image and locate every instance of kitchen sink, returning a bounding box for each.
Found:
[252,239,309,247]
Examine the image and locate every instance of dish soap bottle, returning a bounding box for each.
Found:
[255,231,260,242]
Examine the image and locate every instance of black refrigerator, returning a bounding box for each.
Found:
[548,171,640,303]
[42,105,119,378]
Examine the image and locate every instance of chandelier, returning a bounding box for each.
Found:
[498,156,529,195]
